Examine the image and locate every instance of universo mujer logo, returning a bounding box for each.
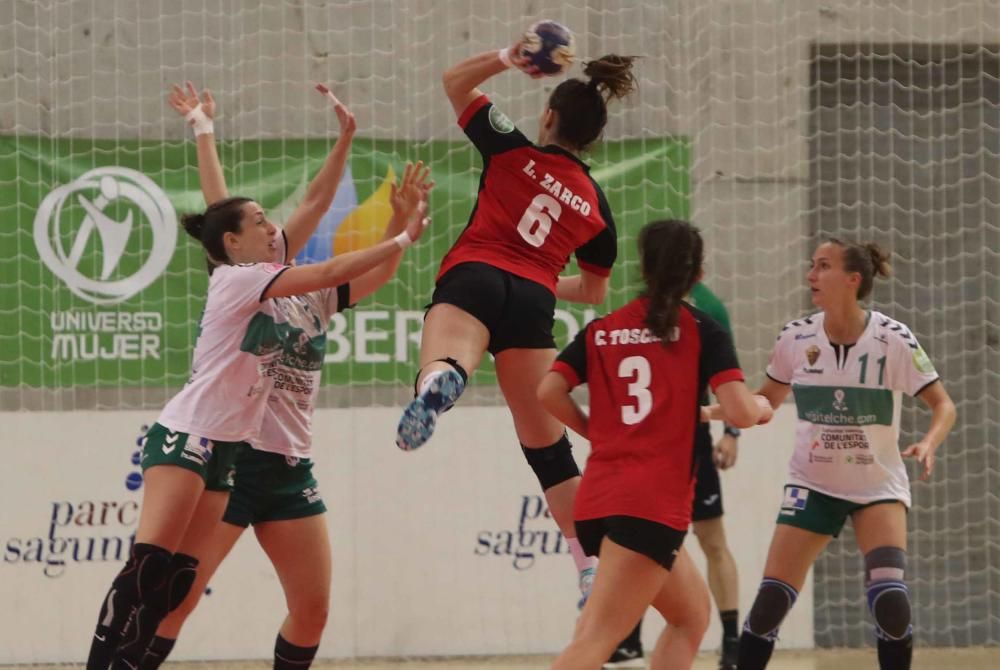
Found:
[33,167,177,305]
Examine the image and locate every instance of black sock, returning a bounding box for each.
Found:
[737,630,775,670]
[87,543,171,670]
[274,633,319,670]
[621,619,642,649]
[139,636,176,670]
[720,609,739,639]
[877,635,913,670]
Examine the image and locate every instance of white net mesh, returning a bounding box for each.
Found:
[0,0,997,651]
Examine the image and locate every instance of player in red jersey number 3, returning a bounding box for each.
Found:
[540,221,773,670]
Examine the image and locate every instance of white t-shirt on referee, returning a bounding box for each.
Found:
[766,310,940,507]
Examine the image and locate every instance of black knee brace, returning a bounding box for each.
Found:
[99,543,172,631]
[88,543,172,670]
[744,578,798,641]
[164,552,199,613]
[865,546,911,641]
[522,434,580,491]
[114,553,199,668]
[413,357,469,396]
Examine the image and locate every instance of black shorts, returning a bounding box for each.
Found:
[430,262,556,355]
[691,426,723,522]
[575,515,687,570]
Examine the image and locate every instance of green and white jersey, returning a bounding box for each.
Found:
[158,261,291,442]
[766,310,939,506]
[253,283,350,459]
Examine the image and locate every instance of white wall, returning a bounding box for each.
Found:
[0,404,805,663]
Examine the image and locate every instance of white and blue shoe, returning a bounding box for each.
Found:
[396,370,465,451]
[577,566,596,610]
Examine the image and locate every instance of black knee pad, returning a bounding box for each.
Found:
[745,578,798,641]
[865,546,911,641]
[413,357,469,396]
[522,434,580,491]
[100,543,172,628]
[115,551,192,667]
[165,553,199,613]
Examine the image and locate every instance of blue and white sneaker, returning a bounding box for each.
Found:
[396,370,465,451]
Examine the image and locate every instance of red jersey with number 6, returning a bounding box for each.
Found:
[437,95,617,293]
[551,298,745,530]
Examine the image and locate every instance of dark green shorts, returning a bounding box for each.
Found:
[776,485,901,537]
[141,423,244,492]
[222,448,327,528]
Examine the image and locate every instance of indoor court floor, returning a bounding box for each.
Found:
[17,648,998,669]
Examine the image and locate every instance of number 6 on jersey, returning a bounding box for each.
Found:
[517,193,562,247]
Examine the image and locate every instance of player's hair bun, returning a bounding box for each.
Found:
[864,242,892,279]
[583,55,638,101]
[181,212,206,241]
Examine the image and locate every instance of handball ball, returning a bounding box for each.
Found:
[520,21,575,75]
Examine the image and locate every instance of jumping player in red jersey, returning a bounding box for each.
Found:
[540,220,773,670]
[395,37,636,598]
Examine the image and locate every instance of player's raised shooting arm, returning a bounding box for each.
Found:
[442,51,510,118]
[282,85,357,261]
[442,38,536,118]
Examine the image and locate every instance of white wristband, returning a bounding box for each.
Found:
[185,105,215,137]
[393,231,413,250]
[498,47,513,69]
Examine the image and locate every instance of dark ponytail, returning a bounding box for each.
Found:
[639,220,704,341]
[826,238,892,300]
[547,54,638,151]
[181,197,252,273]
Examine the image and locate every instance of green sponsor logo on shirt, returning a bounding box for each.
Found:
[489,106,516,134]
[793,384,894,426]
[240,313,287,357]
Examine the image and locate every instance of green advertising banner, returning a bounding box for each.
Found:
[0,136,688,388]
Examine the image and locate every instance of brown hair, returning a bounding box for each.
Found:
[181,197,253,273]
[547,54,638,151]
[639,220,704,340]
[826,238,892,299]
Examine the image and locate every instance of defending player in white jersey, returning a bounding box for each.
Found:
[86,83,432,670]
[723,239,956,670]
[131,84,433,670]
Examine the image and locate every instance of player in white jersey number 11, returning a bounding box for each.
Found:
[706,239,957,670]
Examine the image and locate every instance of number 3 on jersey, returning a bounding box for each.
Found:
[618,355,652,425]
[517,194,562,247]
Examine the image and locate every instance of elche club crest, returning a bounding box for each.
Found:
[33,167,177,304]
[806,345,820,366]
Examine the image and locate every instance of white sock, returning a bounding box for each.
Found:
[418,370,445,396]
[567,537,598,574]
